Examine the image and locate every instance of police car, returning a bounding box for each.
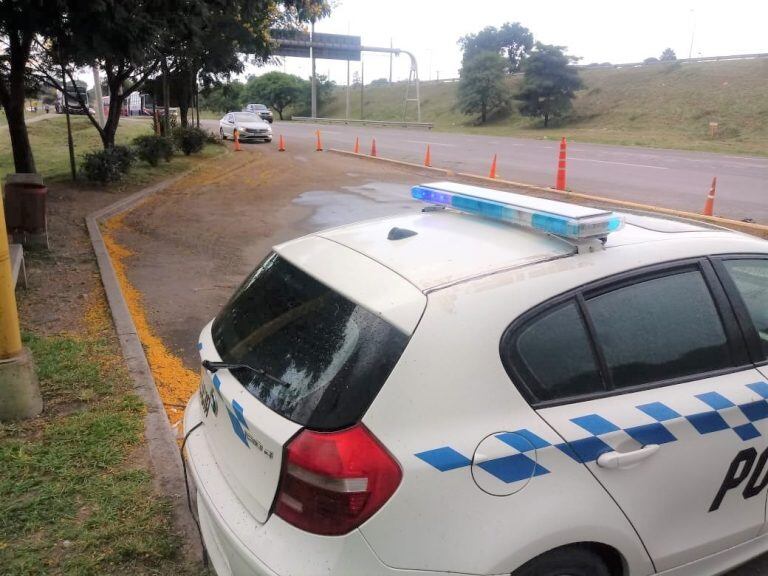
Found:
[184,181,768,576]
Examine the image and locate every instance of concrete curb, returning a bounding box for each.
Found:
[329,149,768,239]
[86,168,203,562]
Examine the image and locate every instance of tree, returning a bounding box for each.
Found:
[0,0,60,173]
[644,57,660,64]
[457,51,509,124]
[244,72,303,120]
[200,80,246,113]
[660,48,677,61]
[459,22,534,73]
[515,43,583,128]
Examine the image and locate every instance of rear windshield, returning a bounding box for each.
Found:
[211,254,409,431]
[233,112,261,122]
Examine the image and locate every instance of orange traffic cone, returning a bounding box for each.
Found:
[489,154,498,179]
[424,144,431,167]
[703,177,717,216]
[370,138,377,157]
[353,136,360,154]
[278,135,285,151]
[555,137,567,190]
[315,129,323,151]
[233,129,242,152]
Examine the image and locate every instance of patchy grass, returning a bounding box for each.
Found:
[0,115,224,186]
[0,294,203,576]
[321,59,768,156]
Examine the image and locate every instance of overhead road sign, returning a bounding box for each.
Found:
[271,30,361,61]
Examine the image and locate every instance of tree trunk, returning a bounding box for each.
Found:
[481,100,487,124]
[100,84,124,149]
[3,94,36,173]
[0,30,36,173]
[277,108,284,120]
[544,112,549,128]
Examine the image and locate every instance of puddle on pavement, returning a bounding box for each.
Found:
[293,181,421,230]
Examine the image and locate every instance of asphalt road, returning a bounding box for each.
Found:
[202,119,768,223]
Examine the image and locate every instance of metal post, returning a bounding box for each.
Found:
[360,59,364,120]
[0,192,21,360]
[345,60,350,120]
[310,20,317,119]
[92,64,105,128]
[389,38,393,83]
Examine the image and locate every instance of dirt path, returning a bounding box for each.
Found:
[109,138,429,372]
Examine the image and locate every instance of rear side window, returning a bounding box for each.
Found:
[211,254,409,431]
[512,301,603,401]
[586,271,734,389]
[723,259,768,360]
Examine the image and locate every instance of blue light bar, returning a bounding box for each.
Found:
[412,182,624,240]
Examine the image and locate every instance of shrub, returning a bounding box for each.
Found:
[172,127,207,156]
[80,145,135,183]
[133,135,174,166]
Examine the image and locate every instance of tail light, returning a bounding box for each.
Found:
[275,423,402,536]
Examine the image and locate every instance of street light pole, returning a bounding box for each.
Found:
[688,9,696,59]
[310,19,317,118]
[92,64,105,128]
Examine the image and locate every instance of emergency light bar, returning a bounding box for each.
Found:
[412,182,624,240]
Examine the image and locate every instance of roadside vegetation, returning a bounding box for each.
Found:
[0,115,223,185]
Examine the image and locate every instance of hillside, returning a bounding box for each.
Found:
[321,59,768,156]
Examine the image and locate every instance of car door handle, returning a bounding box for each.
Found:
[596,444,660,470]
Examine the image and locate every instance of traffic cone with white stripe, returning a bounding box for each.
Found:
[555,137,566,190]
[278,135,285,151]
[315,129,323,152]
[703,177,717,216]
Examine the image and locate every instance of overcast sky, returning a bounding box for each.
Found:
[244,0,767,85]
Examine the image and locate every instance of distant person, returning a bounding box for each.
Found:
[44,104,50,114]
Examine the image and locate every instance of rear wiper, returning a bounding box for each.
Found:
[202,360,289,387]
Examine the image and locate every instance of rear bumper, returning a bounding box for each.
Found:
[184,394,425,576]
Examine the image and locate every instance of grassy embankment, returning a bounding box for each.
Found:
[322,59,768,156]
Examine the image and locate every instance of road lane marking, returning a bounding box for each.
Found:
[405,140,457,147]
[569,157,669,170]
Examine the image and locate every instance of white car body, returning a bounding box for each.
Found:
[184,182,768,576]
[219,112,272,142]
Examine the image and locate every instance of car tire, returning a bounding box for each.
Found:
[220,128,226,140]
[266,138,272,143]
[511,546,611,576]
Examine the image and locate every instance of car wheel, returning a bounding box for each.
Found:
[220,128,226,140]
[512,547,611,576]
[266,138,272,143]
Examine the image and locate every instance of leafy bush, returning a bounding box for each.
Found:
[172,127,207,156]
[133,135,174,166]
[80,145,135,183]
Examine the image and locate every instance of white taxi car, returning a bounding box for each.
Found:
[184,181,768,576]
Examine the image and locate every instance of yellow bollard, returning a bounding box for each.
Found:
[0,190,22,359]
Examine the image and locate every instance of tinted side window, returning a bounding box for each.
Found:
[586,270,734,389]
[513,301,603,401]
[723,259,768,360]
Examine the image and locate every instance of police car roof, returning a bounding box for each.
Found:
[314,208,738,292]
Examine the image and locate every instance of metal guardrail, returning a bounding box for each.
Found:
[292,117,433,130]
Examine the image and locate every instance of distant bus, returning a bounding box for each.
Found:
[55,84,89,115]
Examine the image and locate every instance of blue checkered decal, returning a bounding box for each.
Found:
[416,382,768,482]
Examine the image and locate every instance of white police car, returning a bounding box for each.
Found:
[184,181,768,576]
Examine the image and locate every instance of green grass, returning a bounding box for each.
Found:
[321,59,768,156]
[0,331,201,575]
[0,115,224,185]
